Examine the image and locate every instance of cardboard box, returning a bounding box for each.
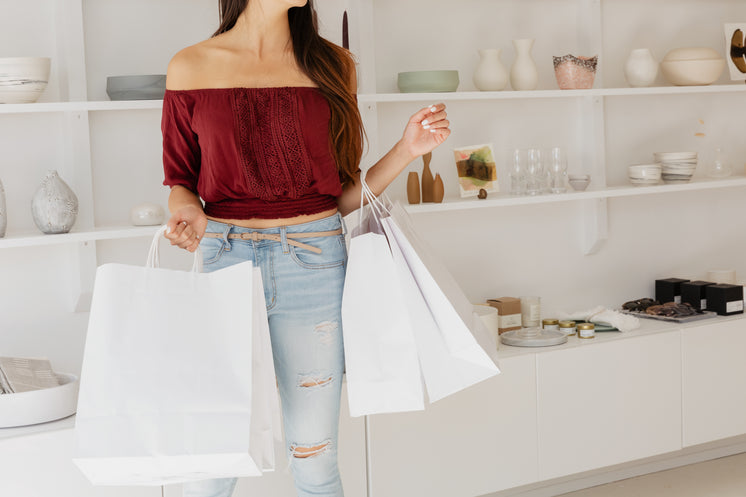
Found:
[705,284,744,316]
[655,278,690,304]
[681,280,715,310]
[487,297,522,334]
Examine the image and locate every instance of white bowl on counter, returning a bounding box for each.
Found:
[660,47,725,86]
[0,373,79,428]
[0,57,51,104]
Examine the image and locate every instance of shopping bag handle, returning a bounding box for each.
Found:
[146,225,203,273]
[358,174,394,228]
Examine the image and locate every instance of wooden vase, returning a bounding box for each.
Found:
[407,172,421,204]
[433,173,444,203]
[421,152,434,202]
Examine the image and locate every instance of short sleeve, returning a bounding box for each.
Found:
[162,90,201,193]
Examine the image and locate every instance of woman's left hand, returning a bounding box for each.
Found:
[400,103,451,159]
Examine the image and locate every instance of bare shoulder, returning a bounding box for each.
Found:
[166,38,227,90]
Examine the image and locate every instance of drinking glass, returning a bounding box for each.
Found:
[526,148,544,195]
[548,147,568,193]
[510,149,527,195]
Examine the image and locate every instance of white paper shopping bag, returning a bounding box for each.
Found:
[341,199,424,417]
[381,206,500,402]
[74,227,276,485]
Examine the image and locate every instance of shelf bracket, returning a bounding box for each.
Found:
[582,198,608,255]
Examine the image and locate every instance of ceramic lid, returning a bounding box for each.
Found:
[663,47,723,62]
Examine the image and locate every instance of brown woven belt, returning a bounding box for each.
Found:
[201,229,343,254]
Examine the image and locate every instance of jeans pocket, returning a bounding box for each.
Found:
[289,234,346,270]
[200,236,227,266]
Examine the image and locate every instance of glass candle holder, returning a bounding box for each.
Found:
[520,296,541,328]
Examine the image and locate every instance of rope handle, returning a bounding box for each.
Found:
[146,225,203,273]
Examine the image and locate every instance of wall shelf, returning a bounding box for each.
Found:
[404,176,746,214]
[0,225,160,249]
[357,84,746,103]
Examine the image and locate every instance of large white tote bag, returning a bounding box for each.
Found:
[73,227,280,486]
[341,186,425,417]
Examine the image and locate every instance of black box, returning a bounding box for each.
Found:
[705,284,744,316]
[655,278,690,304]
[681,280,716,311]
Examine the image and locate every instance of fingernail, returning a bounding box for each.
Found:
[429,129,436,133]
[430,106,437,113]
[423,124,431,129]
[166,226,171,234]
[422,119,429,126]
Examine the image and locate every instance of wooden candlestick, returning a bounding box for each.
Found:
[421,152,434,202]
[407,172,421,204]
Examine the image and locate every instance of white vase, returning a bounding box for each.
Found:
[510,38,539,91]
[473,48,508,91]
[0,178,6,238]
[31,170,79,234]
[624,48,658,88]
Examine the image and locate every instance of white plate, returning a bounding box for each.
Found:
[0,373,79,428]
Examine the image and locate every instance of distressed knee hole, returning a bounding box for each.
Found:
[314,320,338,345]
[290,441,330,459]
[298,375,333,388]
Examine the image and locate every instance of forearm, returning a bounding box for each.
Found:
[168,185,203,214]
[337,140,416,217]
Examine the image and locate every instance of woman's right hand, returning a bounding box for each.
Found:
[164,205,207,253]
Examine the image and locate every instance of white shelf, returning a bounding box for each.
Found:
[0,225,161,249]
[358,84,746,103]
[404,176,746,214]
[0,100,163,114]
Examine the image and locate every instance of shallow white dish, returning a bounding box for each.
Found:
[0,373,79,428]
[0,57,51,104]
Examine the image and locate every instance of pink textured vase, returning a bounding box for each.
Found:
[553,55,598,89]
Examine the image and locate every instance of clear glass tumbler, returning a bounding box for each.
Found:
[510,149,527,195]
[548,147,568,193]
[526,148,544,196]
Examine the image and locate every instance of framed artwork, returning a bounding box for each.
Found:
[453,143,498,198]
[725,23,746,80]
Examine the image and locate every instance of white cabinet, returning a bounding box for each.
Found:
[0,429,159,497]
[368,355,538,497]
[536,331,682,480]
[682,318,746,447]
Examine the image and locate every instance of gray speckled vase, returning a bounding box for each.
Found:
[0,178,6,238]
[31,170,79,234]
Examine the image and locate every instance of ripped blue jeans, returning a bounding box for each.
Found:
[183,212,347,497]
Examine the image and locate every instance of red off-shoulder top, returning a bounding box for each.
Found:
[161,86,343,219]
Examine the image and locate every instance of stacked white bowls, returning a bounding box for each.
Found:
[654,152,698,183]
[0,57,51,104]
[628,164,662,185]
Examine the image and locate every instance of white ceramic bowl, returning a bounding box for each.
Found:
[568,174,590,191]
[0,57,51,103]
[660,59,725,86]
[628,164,662,183]
[0,372,79,428]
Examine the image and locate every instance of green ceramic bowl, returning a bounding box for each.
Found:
[397,70,460,93]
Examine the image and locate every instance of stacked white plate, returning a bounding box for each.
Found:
[628,164,662,185]
[653,152,698,183]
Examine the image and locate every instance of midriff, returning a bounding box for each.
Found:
[207,207,339,229]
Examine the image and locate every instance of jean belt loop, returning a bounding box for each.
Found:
[338,212,347,236]
[221,222,232,251]
[280,227,290,254]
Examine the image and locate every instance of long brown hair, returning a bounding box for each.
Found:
[213,0,364,188]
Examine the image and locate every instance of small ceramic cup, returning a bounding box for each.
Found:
[568,174,591,191]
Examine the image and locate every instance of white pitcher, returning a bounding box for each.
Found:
[624,48,658,87]
[473,48,508,91]
[510,38,539,91]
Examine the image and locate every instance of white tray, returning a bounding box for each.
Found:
[619,309,718,323]
[0,373,79,428]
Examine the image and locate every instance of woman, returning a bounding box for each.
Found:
[161,0,450,495]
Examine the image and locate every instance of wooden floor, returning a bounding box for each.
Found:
[559,452,746,496]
